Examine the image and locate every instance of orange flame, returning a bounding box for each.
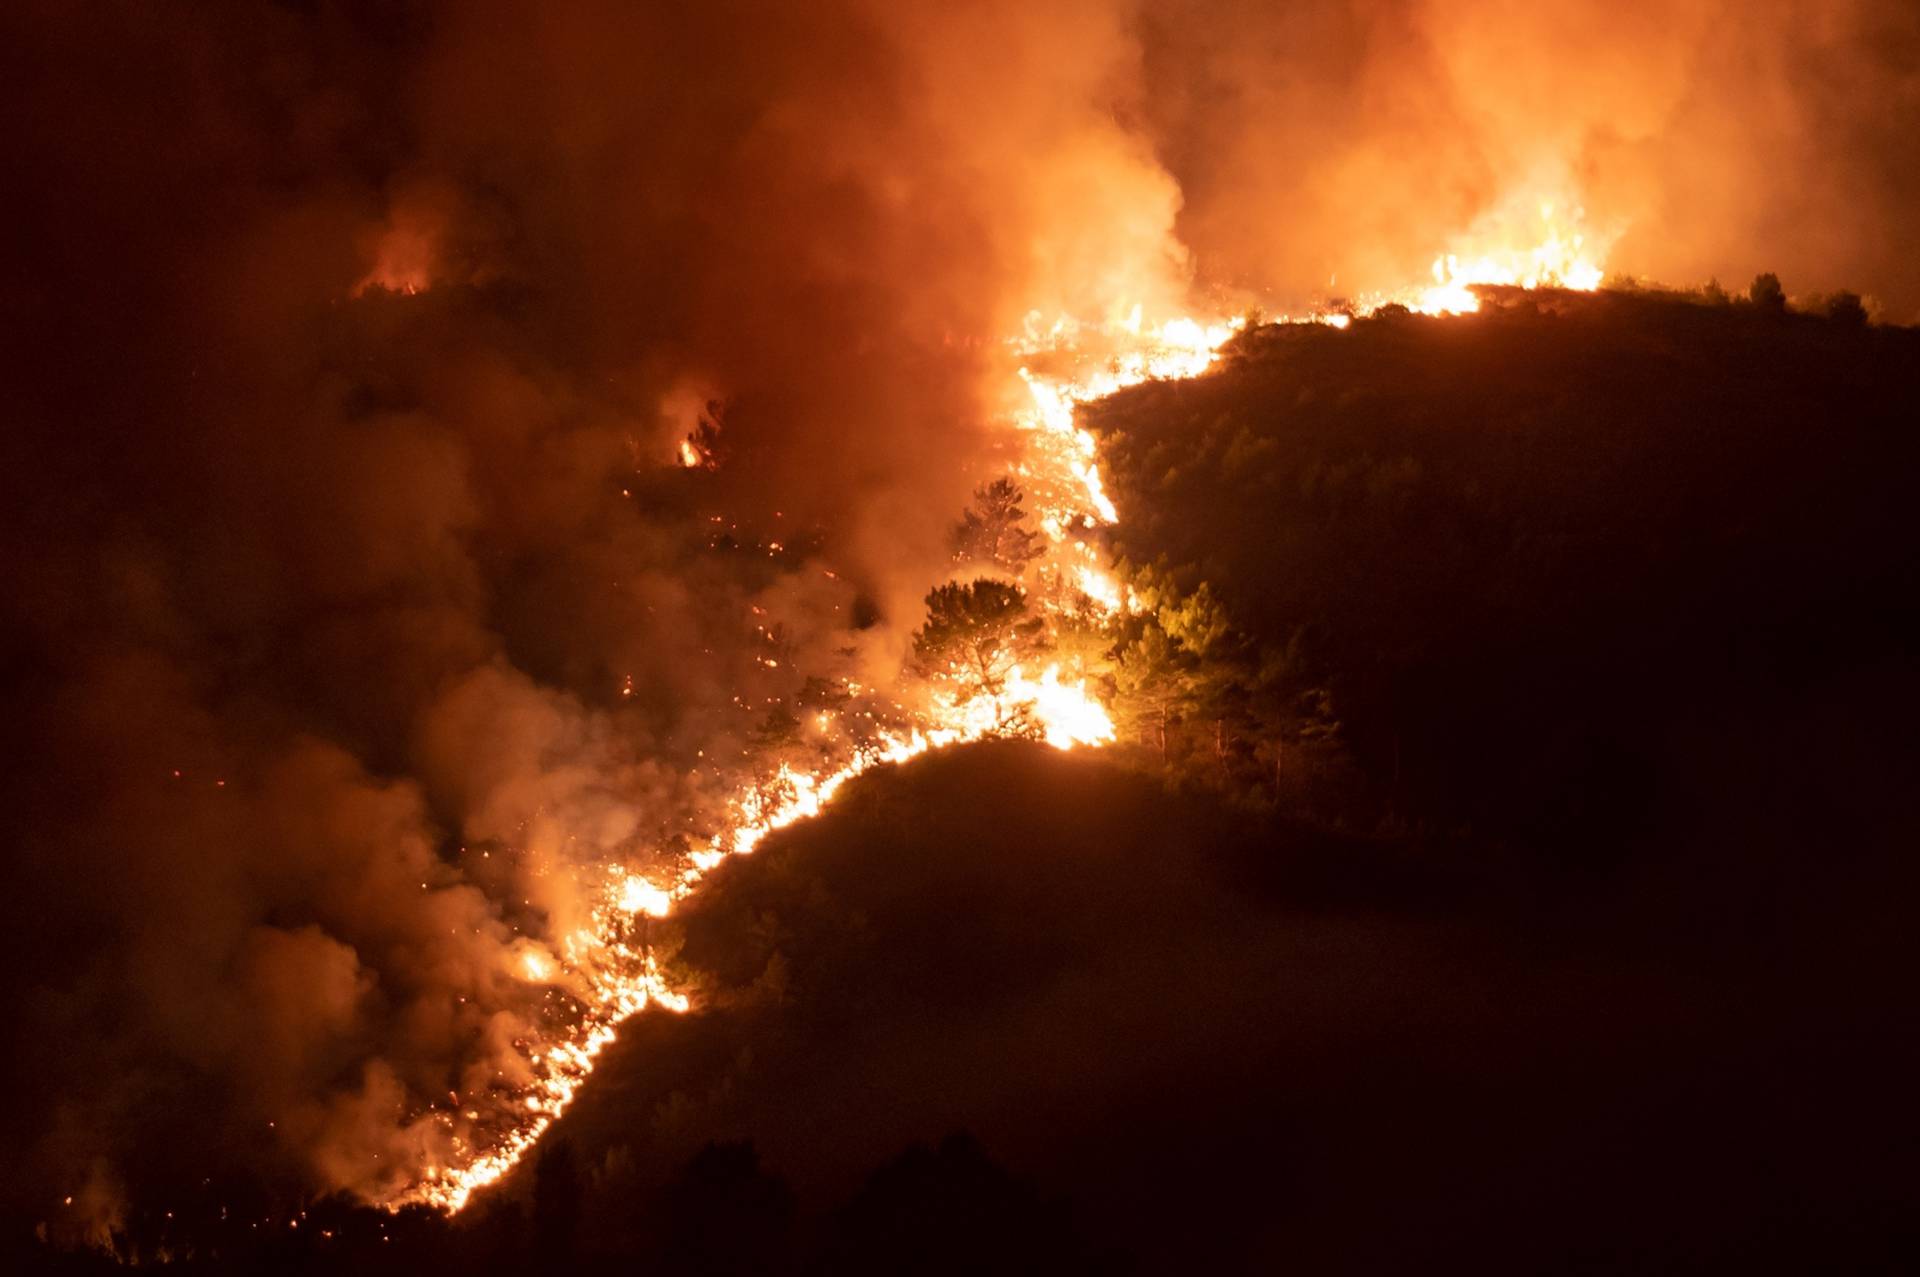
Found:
[383,182,1616,1215]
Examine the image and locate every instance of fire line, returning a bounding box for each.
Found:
[385,198,1607,1214]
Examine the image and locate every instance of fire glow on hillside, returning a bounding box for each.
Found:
[20,0,1920,1261]
[378,198,1609,1214]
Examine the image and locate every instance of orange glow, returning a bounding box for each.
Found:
[1375,192,1613,316]
[617,875,673,919]
[382,185,1617,1216]
[378,307,1170,1211]
[353,222,438,297]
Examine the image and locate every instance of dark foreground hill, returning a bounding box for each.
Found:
[31,735,1914,1274]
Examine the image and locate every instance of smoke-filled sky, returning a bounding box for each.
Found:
[2,0,1916,1234]
[1148,0,1920,308]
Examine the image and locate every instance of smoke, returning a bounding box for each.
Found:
[1,0,1916,1236]
[1142,0,1920,313]
[0,0,1197,1228]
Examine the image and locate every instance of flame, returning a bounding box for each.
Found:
[617,875,673,919]
[1004,665,1117,750]
[388,674,1118,1212]
[382,181,1615,1215]
[353,214,440,297]
[1391,194,1612,315]
[1009,309,1243,571]
[1075,565,1126,613]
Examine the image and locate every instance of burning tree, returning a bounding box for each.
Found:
[680,397,726,469]
[911,579,1048,706]
[951,477,1043,575]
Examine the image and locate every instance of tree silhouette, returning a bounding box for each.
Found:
[911,580,1048,702]
[1826,290,1868,327]
[818,1133,1087,1276]
[681,397,726,469]
[1749,272,1787,313]
[951,478,1043,575]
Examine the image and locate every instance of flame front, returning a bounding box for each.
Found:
[1379,190,1613,316]
[384,183,1614,1214]
[380,305,1215,1212]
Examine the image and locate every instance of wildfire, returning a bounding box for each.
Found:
[1075,564,1128,613]
[1009,309,1242,561]
[1001,665,1118,750]
[380,311,1174,1213]
[617,875,673,919]
[387,663,1120,1215]
[381,185,1614,1216]
[1378,195,1612,316]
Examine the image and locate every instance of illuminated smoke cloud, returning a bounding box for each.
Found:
[1142,0,1920,315]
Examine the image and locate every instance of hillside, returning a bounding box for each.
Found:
[1093,286,1920,852]
[20,290,1919,1276]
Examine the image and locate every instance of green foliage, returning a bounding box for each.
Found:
[1047,608,1119,682]
[1112,621,1198,757]
[951,477,1043,574]
[1157,580,1233,660]
[1086,286,1920,840]
[1100,556,1343,802]
[1116,560,1233,656]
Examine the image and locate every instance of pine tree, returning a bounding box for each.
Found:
[1112,622,1197,758]
[951,478,1043,574]
[911,580,1048,700]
